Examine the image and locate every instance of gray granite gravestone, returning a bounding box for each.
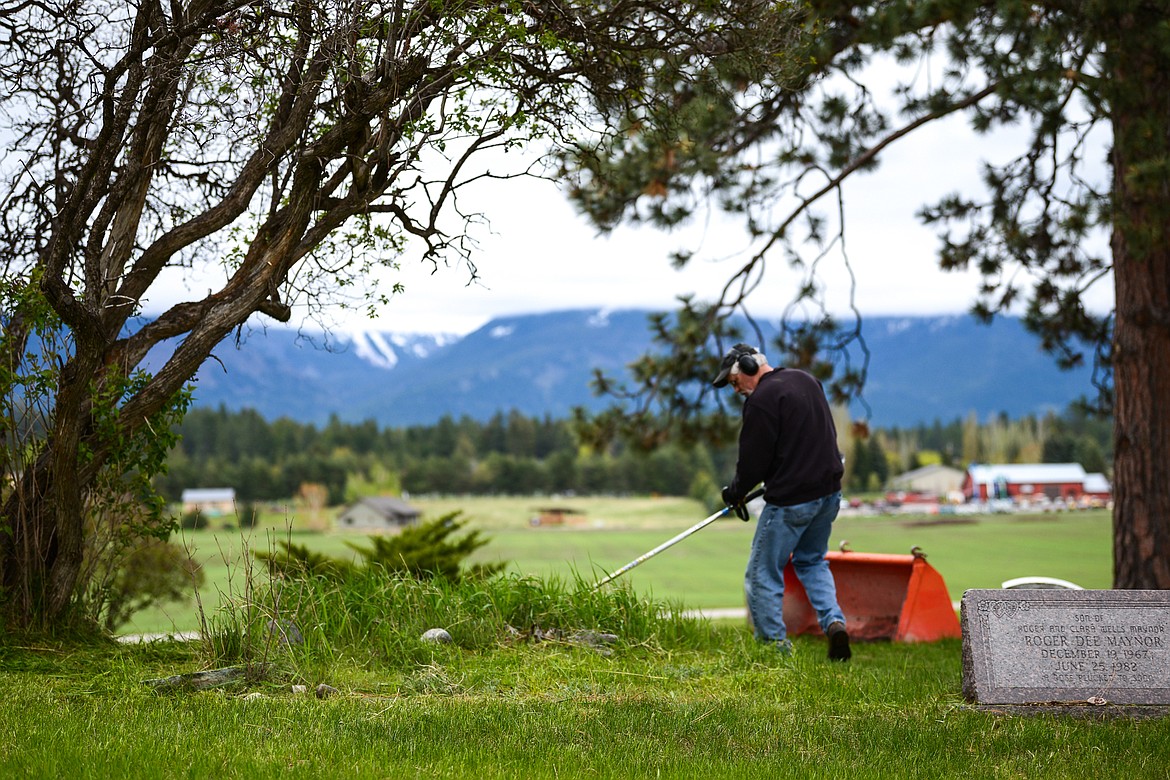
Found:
[961,589,1170,705]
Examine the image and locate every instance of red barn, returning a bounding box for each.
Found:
[962,463,1109,503]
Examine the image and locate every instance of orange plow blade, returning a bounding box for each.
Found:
[781,551,961,642]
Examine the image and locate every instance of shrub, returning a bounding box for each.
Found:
[237,502,259,529]
[74,483,204,633]
[98,539,205,632]
[255,511,503,583]
[180,509,207,530]
[352,511,505,581]
[254,540,356,580]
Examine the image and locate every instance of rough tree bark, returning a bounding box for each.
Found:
[1107,3,1170,590]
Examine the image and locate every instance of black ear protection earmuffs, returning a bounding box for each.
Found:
[735,346,761,376]
[713,343,767,387]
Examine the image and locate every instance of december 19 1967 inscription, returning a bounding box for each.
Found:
[961,589,1170,705]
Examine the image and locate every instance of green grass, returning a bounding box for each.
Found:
[469,504,1114,603]
[3,500,1151,778]
[126,498,1113,637]
[2,627,1167,778]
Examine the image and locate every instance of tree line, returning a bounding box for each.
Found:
[155,405,1114,505]
[155,407,734,506]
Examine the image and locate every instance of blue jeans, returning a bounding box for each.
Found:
[745,492,845,644]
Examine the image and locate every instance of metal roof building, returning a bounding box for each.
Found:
[337,496,421,532]
[963,463,1096,501]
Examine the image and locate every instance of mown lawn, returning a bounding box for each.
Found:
[2,630,1166,778]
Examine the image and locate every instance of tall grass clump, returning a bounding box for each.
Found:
[193,511,725,682]
[199,550,723,678]
[206,568,721,664]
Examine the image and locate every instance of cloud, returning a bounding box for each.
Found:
[143,58,1115,337]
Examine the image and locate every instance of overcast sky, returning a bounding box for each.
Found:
[146,67,1115,338]
[321,126,1114,337]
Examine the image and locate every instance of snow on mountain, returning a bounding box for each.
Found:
[172,309,1097,428]
[346,329,458,370]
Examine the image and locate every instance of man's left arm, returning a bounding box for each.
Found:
[724,401,777,505]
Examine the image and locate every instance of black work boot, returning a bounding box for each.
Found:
[827,621,851,661]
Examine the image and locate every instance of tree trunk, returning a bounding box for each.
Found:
[1107,4,1170,590]
[0,346,101,629]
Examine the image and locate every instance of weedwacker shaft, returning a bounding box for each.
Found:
[592,488,764,589]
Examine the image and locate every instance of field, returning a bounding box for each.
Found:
[124,496,1113,637]
[6,497,1164,779]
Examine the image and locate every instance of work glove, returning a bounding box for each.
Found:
[722,486,750,521]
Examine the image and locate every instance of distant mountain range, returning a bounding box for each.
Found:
[151,310,1099,428]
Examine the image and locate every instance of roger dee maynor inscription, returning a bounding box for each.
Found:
[1017,609,1163,686]
[961,589,1170,706]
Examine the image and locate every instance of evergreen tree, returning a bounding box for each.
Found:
[359,514,504,581]
[565,1,1168,588]
[848,437,871,493]
[867,436,889,489]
